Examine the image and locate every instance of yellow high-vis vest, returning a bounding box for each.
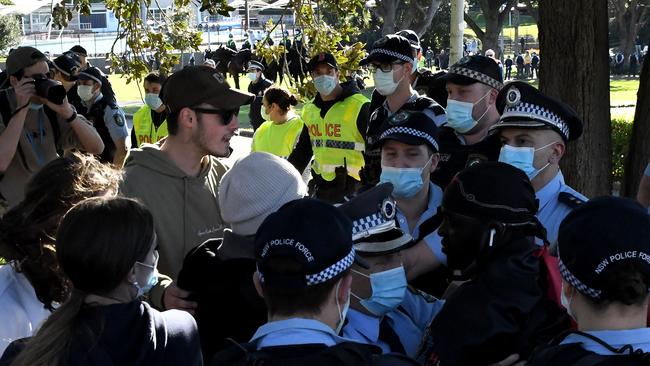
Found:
[133,105,168,146]
[251,116,304,158]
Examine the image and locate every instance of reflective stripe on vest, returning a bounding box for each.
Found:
[133,105,168,146]
[301,93,368,181]
[251,116,304,158]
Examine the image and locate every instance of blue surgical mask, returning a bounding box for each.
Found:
[313,75,337,96]
[498,143,553,180]
[445,91,491,134]
[351,266,407,316]
[134,251,159,297]
[29,102,43,110]
[247,72,258,81]
[144,93,163,110]
[379,158,431,199]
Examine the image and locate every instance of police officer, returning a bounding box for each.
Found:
[297,52,370,203]
[75,66,129,166]
[373,111,447,296]
[360,34,446,186]
[132,72,168,148]
[211,198,417,365]
[247,60,273,131]
[241,33,252,50]
[432,55,503,189]
[282,30,292,49]
[338,183,444,359]
[226,33,237,50]
[527,197,650,365]
[490,81,587,245]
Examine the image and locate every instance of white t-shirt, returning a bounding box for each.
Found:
[0,264,51,355]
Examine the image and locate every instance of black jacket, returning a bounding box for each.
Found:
[419,237,570,366]
[247,77,273,130]
[177,231,267,361]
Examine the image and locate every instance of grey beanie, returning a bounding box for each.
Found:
[218,152,308,236]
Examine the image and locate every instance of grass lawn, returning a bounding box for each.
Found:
[111,71,640,129]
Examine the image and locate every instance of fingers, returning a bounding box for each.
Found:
[163,282,198,315]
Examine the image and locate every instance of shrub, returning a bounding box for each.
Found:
[611,118,633,181]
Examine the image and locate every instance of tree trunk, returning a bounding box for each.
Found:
[623,55,650,197]
[376,0,398,35]
[538,0,611,197]
[464,0,517,58]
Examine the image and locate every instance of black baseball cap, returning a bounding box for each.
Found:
[443,161,539,225]
[442,55,503,90]
[6,47,47,75]
[307,53,338,72]
[360,34,414,66]
[490,81,583,142]
[161,66,254,113]
[69,45,88,57]
[255,198,368,290]
[375,110,440,152]
[338,183,414,256]
[558,196,650,300]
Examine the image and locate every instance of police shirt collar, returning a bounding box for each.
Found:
[250,318,351,348]
[535,171,564,211]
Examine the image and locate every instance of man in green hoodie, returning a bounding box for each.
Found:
[119,66,254,312]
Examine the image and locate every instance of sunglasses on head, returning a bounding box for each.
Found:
[192,107,240,125]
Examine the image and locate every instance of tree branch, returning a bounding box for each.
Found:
[464,12,485,38]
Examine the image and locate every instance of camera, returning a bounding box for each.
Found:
[31,73,66,105]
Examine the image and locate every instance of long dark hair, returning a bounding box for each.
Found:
[0,152,121,310]
[11,196,155,366]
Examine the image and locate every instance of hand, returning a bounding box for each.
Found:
[163,282,197,315]
[14,78,36,108]
[44,96,74,119]
[488,354,526,366]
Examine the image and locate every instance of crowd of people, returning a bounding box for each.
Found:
[1,27,650,366]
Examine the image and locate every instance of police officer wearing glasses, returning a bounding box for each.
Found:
[120,66,254,313]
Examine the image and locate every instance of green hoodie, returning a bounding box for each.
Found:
[119,144,228,280]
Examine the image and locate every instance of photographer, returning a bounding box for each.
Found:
[0,47,104,212]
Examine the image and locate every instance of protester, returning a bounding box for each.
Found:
[247,60,274,131]
[176,152,307,360]
[251,87,310,172]
[338,183,444,358]
[132,72,168,147]
[211,198,417,365]
[418,162,569,365]
[74,66,129,166]
[296,52,370,203]
[528,197,650,364]
[119,66,253,311]
[1,197,202,366]
[360,34,446,187]
[0,46,104,212]
[0,153,121,355]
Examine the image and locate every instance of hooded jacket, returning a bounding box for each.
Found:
[119,144,228,279]
[419,237,570,366]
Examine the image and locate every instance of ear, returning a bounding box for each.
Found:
[488,88,499,105]
[337,273,353,304]
[9,75,18,88]
[127,266,137,284]
[253,271,265,299]
[561,279,575,298]
[429,153,440,173]
[549,141,566,164]
[178,107,196,129]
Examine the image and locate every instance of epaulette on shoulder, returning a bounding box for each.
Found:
[558,192,586,209]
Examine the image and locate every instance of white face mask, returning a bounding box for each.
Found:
[560,283,575,320]
[373,68,404,96]
[77,84,95,101]
[335,279,350,334]
[247,72,258,81]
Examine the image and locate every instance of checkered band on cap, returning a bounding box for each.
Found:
[305,247,356,286]
[449,66,503,90]
[352,212,389,237]
[257,247,356,287]
[369,48,414,64]
[502,102,570,140]
[558,258,602,299]
[380,126,439,151]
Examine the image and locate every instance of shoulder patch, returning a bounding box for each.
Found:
[558,191,586,209]
[113,113,125,127]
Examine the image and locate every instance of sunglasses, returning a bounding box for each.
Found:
[192,107,240,125]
